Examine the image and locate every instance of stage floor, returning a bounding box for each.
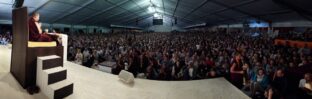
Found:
[0,45,250,99]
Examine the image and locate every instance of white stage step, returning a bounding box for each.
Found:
[37,55,73,99]
[44,67,66,74]
[48,80,73,99]
[38,55,63,70]
[38,55,60,60]
[44,66,67,85]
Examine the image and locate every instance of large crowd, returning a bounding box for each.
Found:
[68,31,312,99]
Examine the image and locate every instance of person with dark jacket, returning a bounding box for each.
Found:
[265,69,288,99]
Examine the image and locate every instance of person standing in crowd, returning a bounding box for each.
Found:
[82,48,90,66]
[127,50,140,77]
[86,49,95,68]
[75,49,83,65]
[183,62,197,80]
[230,54,244,89]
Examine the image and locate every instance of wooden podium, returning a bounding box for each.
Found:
[10,7,63,93]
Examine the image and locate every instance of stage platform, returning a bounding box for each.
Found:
[0,45,250,99]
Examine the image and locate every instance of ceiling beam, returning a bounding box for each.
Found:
[52,0,95,23]
[209,10,294,26]
[127,14,187,28]
[122,9,195,25]
[273,0,312,16]
[93,0,151,25]
[257,10,293,17]
[210,0,270,22]
[125,14,191,27]
[130,0,149,17]
[121,0,150,26]
[162,12,194,24]
[124,0,177,27]
[213,14,239,23]
[90,9,129,25]
[30,0,53,15]
[123,13,153,24]
[51,0,98,11]
[272,0,312,21]
[181,0,212,22]
[136,16,154,27]
[162,0,166,17]
[199,0,257,19]
[99,7,147,23]
[138,15,180,27]
[109,7,150,23]
[172,0,181,18]
[76,0,130,24]
[122,0,199,27]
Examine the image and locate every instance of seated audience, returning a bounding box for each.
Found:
[265,69,288,99]
[250,68,269,97]
[66,30,312,98]
[75,49,83,65]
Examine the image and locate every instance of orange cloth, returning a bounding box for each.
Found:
[274,39,312,48]
[28,18,53,42]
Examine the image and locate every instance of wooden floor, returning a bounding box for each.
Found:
[0,45,250,99]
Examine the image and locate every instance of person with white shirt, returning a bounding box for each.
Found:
[75,49,83,65]
[183,62,196,80]
[299,73,312,98]
[299,59,308,67]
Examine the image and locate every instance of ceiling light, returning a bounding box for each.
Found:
[154,13,161,18]
[148,6,155,13]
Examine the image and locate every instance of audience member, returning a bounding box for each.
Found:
[298,73,312,98]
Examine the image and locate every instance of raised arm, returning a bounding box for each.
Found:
[35,22,42,34]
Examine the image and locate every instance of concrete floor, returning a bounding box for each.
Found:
[0,45,250,99]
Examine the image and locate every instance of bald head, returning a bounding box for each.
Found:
[32,12,40,22]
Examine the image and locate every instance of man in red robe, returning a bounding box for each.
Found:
[29,12,60,44]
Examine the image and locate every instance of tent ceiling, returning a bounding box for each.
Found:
[0,0,312,27]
